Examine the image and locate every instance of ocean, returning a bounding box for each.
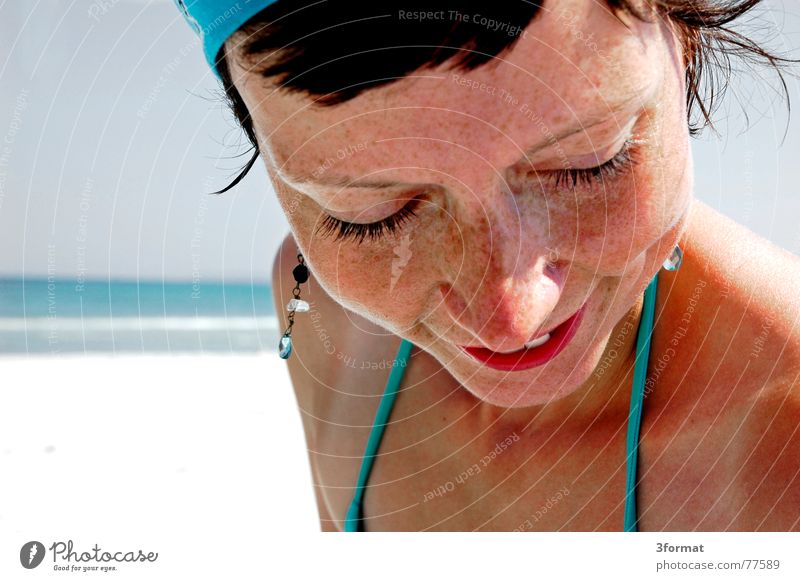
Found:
[0,278,279,354]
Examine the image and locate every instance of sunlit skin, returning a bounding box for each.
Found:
[227,1,800,530]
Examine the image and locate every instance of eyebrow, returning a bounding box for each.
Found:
[280,101,641,190]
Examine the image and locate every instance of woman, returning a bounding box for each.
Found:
[174,0,800,531]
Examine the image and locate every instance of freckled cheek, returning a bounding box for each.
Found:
[324,248,442,337]
[278,198,409,323]
[570,169,670,273]
[311,238,447,332]
[315,250,380,302]
[306,242,400,313]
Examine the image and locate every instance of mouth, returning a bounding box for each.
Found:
[458,303,587,372]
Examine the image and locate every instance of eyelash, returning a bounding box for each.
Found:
[316,197,421,245]
[550,138,641,190]
[316,139,641,244]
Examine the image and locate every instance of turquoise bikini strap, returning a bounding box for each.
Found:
[623,272,659,532]
[344,338,413,532]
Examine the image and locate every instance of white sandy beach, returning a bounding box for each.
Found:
[0,353,318,578]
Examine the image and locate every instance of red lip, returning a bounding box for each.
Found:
[459,303,587,372]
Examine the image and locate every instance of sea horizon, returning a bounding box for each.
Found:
[0,277,279,354]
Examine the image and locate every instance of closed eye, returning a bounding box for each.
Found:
[547,138,642,190]
[315,197,421,245]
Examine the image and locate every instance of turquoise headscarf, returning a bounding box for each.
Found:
[172,0,281,78]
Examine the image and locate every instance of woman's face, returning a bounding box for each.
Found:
[229,1,693,408]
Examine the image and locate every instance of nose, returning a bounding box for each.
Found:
[438,238,564,352]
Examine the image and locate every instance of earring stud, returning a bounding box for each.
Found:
[662,245,683,271]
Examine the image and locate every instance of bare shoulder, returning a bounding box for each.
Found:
[681,200,800,380]
[674,201,800,529]
[271,233,411,529]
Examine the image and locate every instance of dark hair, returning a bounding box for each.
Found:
[210,0,794,195]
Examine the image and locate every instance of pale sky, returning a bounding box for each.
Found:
[1,0,799,283]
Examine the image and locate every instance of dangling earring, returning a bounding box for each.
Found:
[662,244,683,271]
[278,252,310,359]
